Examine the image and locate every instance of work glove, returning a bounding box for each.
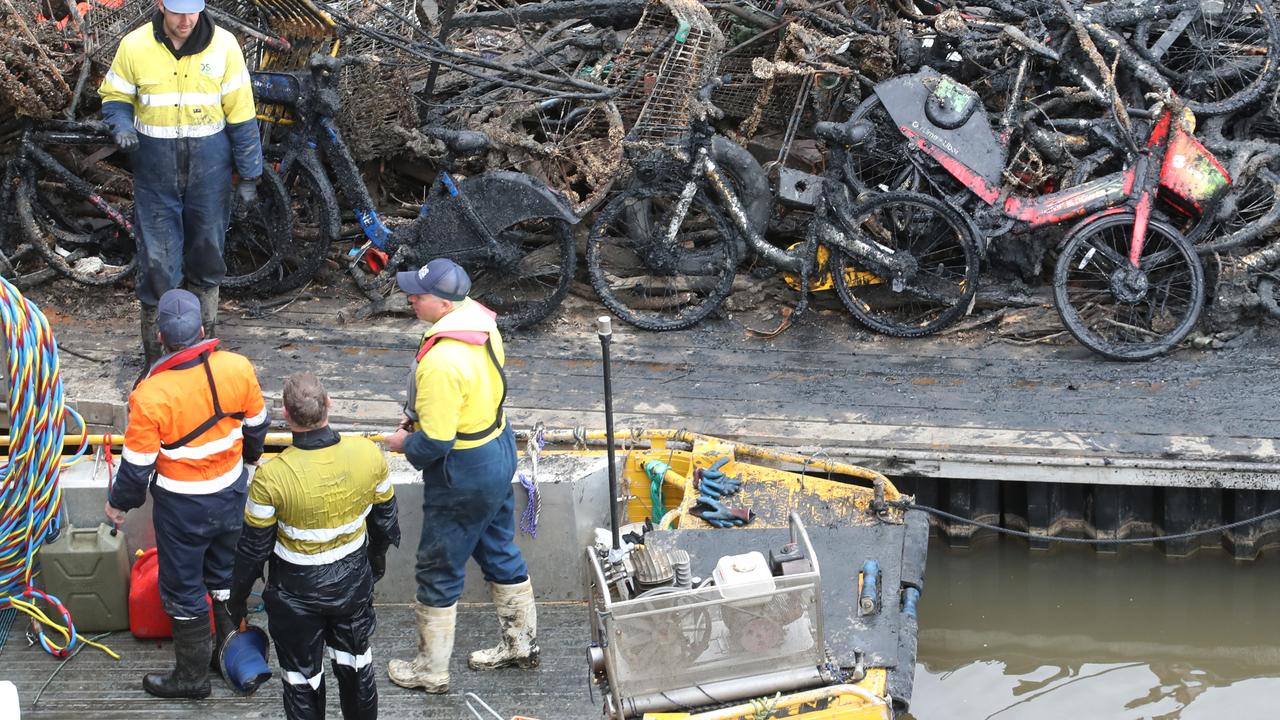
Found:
[112,129,138,153]
[695,458,741,498]
[227,594,249,628]
[234,178,259,218]
[690,495,755,528]
[368,546,387,584]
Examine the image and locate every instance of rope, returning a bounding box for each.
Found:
[0,275,104,658]
[517,422,544,538]
[893,501,1280,545]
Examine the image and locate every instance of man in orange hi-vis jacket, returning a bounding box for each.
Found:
[105,287,270,699]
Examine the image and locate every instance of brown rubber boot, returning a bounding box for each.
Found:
[468,579,539,670]
[387,602,455,693]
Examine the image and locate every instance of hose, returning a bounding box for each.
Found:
[894,501,1280,545]
[0,276,115,659]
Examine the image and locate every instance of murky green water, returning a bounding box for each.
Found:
[905,537,1280,719]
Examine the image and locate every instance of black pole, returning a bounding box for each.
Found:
[597,316,622,551]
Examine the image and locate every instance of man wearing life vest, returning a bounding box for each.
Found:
[383,258,538,693]
[104,288,269,699]
[97,0,263,369]
[228,373,399,720]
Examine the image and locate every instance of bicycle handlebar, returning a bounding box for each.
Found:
[697,75,730,121]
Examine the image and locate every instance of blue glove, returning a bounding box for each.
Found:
[690,495,754,528]
[696,457,741,498]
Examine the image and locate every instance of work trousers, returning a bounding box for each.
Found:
[153,481,246,619]
[415,425,528,607]
[133,133,232,306]
[265,555,378,720]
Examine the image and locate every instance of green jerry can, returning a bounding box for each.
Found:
[37,523,130,632]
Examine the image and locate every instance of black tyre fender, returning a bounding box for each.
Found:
[416,170,579,252]
[709,135,772,237]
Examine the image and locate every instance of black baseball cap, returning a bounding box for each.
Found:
[396,258,471,301]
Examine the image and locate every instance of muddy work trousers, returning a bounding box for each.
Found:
[415,426,529,607]
[132,133,232,306]
[152,482,245,619]
[265,577,378,720]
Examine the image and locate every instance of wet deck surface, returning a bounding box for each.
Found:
[7,601,597,719]
[42,283,1280,485]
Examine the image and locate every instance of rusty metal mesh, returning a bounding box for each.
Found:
[80,0,151,65]
[603,0,724,148]
[332,0,426,162]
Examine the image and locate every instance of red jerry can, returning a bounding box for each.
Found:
[129,547,214,639]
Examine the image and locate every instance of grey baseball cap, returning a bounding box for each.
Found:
[157,288,203,346]
[396,258,471,301]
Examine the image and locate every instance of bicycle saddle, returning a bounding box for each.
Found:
[814,120,872,147]
[423,128,491,156]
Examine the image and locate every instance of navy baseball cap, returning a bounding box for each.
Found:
[396,258,471,301]
[162,0,205,13]
[157,288,203,346]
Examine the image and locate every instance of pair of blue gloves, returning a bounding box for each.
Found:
[691,458,753,527]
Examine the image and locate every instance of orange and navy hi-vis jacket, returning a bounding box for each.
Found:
[109,341,269,510]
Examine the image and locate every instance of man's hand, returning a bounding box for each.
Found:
[227,595,248,627]
[368,547,387,583]
[384,427,409,453]
[104,502,127,526]
[234,178,259,218]
[112,129,138,153]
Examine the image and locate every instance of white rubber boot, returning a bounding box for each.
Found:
[387,602,455,693]
[468,579,539,670]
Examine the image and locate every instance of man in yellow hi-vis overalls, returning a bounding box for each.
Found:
[98,0,262,368]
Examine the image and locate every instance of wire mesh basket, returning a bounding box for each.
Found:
[81,0,151,66]
[332,0,425,162]
[606,0,724,150]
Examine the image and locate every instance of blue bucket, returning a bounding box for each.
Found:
[219,625,272,695]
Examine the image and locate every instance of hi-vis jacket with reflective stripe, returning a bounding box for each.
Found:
[98,21,255,139]
[242,432,396,566]
[110,349,268,510]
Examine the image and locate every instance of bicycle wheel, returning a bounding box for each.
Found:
[1053,213,1205,361]
[1135,0,1280,115]
[840,94,920,194]
[470,215,575,331]
[1192,163,1280,252]
[223,165,291,292]
[268,155,338,295]
[16,176,135,286]
[587,183,740,331]
[827,191,980,337]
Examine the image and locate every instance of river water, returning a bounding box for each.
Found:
[905,537,1280,719]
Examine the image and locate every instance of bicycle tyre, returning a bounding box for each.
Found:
[471,215,576,331]
[223,165,291,292]
[1258,276,1280,319]
[1053,212,1205,361]
[268,154,339,295]
[1134,0,1280,116]
[827,191,980,337]
[16,177,135,286]
[587,183,740,332]
[840,94,920,195]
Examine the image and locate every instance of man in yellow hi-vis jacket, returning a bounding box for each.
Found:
[98,0,263,368]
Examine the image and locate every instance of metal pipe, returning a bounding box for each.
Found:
[597,316,622,551]
[619,667,825,717]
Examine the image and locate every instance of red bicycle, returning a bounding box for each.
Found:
[839,67,1231,360]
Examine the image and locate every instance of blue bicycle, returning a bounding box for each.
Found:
[251,54,579,329]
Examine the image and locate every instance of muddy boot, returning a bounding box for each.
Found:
[210,598,235,673]
[135,304,162,388]
[190,285,219,339]
[143,617,212,699]
[468,579,539,671]
[387,602,455,693]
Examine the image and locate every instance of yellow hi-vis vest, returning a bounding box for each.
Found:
[97,23,255,139]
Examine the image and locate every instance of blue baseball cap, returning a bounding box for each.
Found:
[396,258,471,301]
[161,0,205,13]
[157,288,203,346]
